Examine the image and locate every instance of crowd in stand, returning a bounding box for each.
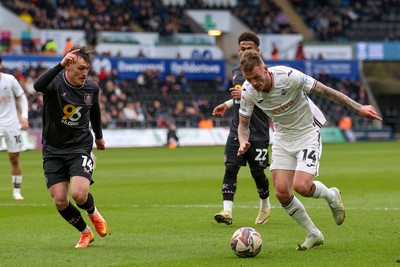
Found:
[1,62,228,130]
[291,0,400,41]
[3,0,399,45]
[0,0,376,130]
[1,60,371,130]
[2,0,295,38]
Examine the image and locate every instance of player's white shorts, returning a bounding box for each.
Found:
[0,129,25,153]
[270,130,322,176]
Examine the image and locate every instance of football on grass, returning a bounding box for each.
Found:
[230,227,262,258]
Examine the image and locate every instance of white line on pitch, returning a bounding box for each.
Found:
[0,203,399,211]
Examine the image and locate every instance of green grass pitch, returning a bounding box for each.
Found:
[0,141,399,267]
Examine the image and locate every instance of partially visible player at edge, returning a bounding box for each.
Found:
[33,45,108,248]
[0,55,29,200]
[237,50,382,250]
[212,31,271,225]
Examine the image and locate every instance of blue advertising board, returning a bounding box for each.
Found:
[2,55,225,80]
[2,55,359,80]
[265,60,359,80]
[355,41,400,60]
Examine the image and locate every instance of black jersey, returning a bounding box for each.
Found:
[229,64,270,141]
[34,64,103,156]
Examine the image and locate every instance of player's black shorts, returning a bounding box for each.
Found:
[43,153,95,188]
[224,137,269,169]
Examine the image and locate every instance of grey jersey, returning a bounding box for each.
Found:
[229,64,269,141]
[239,66,326,140]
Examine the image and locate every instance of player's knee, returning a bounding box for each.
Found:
[53,196,69,210]
[293,180,311,197]
[8,153,19,166]
[250,169,267,181]
[70,190,88,205]
[274,187,291,203]
[225,164,240,178]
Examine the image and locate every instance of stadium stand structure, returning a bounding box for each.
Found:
[0,0,382,131]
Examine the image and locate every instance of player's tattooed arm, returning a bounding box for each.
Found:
[312,81,363,111]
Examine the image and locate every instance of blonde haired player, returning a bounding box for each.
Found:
[238,50,381,250]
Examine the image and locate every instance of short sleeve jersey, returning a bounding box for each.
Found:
[38,70,100,155]
[0,73,25,131]
[239,66,326,140]
[230,65,269,141]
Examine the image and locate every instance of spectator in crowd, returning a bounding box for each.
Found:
[295,41,306,60]
[64,37,74,55]
[271,43,279,60]
[137,49,146,58]
[198,116,214,129]
[338,115,356,142]
[166,123,179,149]
[42,39,58,55]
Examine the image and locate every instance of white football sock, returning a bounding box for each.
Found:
[223,200,233,213]
[13,188,21,195]
[260,197,271,210]
[313,181,335,203]
[283,196,319,236]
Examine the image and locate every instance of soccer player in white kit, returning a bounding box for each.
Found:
[0,56,29,200]
[237,50,382,250]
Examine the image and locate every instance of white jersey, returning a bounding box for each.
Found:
[0,73,25,131]
[239,65,326,140]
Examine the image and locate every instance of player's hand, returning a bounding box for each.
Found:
[237,141,251,156]
[20,118,29,130]
[229,87,242,100]
[212,103,228,117]
[61,49,80,68]
[95,138,105,150]
[357,105,382,121]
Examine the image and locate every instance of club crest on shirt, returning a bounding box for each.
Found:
[84,93,93,105]
[281,89,287,97]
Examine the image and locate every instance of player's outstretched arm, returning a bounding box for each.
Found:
[312,81,382,121]
[237,114,251,156]
[212,102,230,117]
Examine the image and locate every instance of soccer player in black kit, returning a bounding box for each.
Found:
[33,45,108,248]
[212,32,271,225]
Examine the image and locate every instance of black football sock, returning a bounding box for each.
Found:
[58,202,87,232]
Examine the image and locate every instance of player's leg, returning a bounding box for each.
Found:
[70,153,108,238]
[214,137,242,225]
[271,138,323,250]
[247,140,271,224]
[45,156,93,248]
[294,131,345,225]
[273,169,324,250]
[9,152,24,200]
[5,130,25,200]
[48,180,94,248]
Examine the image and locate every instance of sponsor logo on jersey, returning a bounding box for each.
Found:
[288,70,293,77]
[61,119,79,126]
[267,100,295,114]
[257,99,264,103]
